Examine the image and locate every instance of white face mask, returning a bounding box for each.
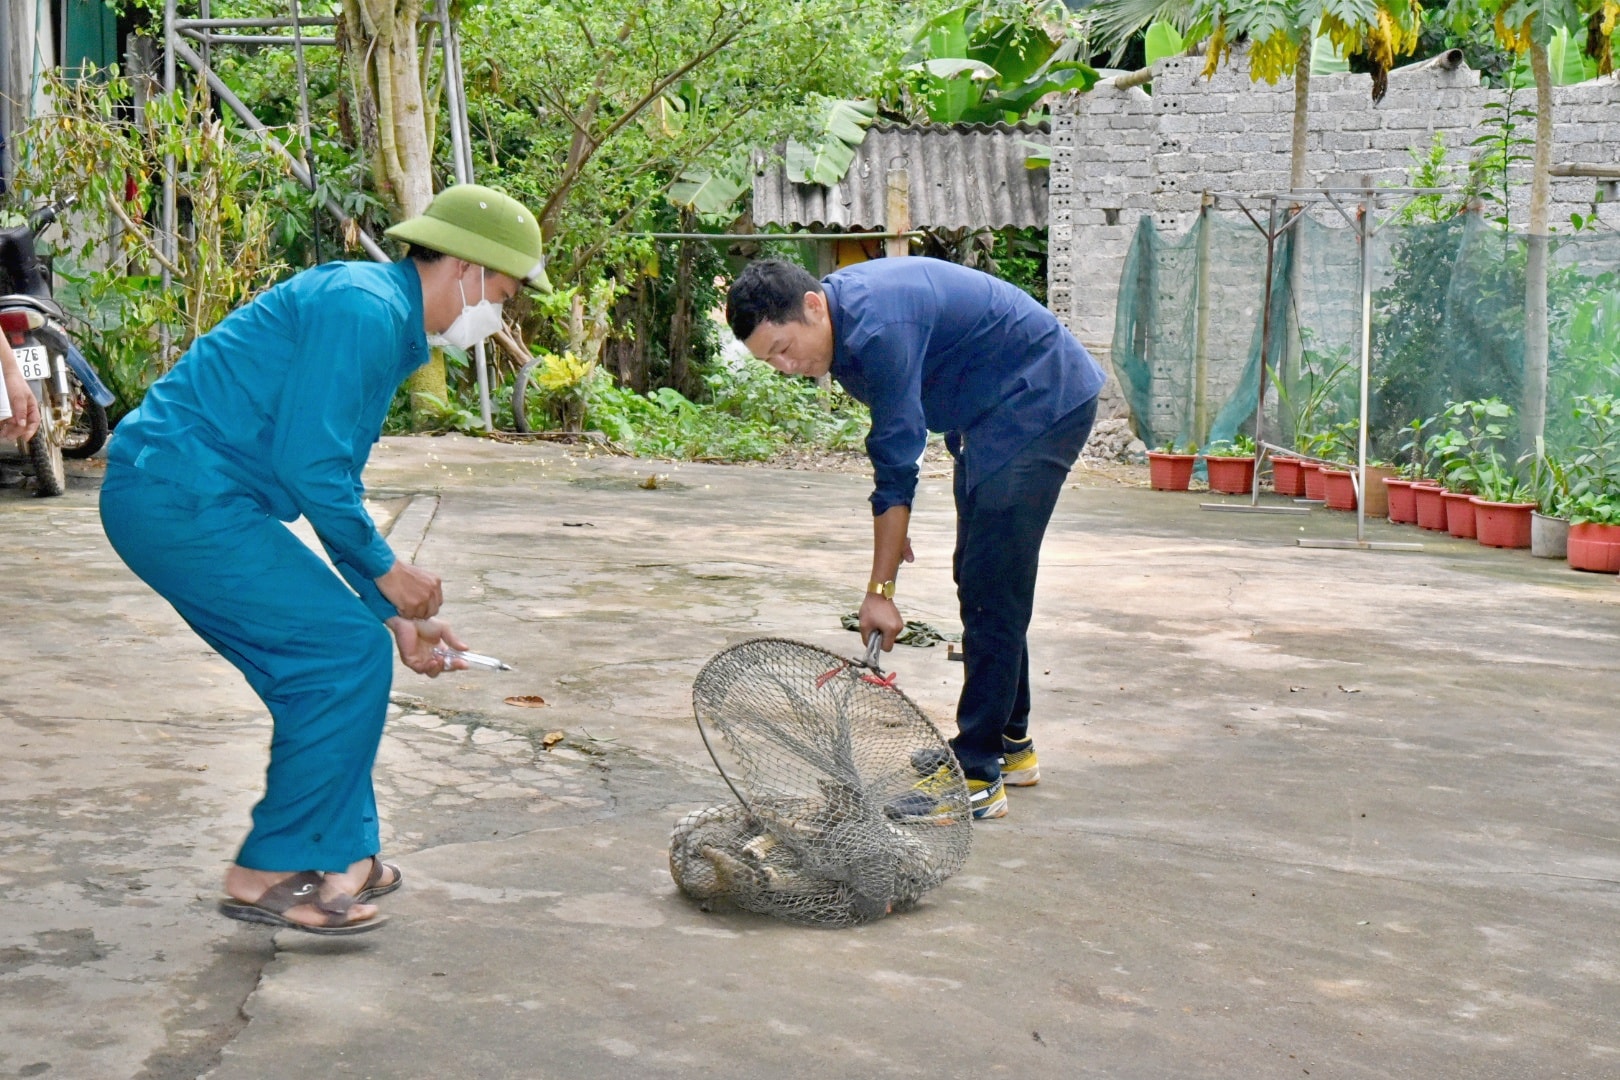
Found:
[428,266,504,350]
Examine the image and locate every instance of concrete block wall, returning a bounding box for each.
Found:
[1051,47,1620,405]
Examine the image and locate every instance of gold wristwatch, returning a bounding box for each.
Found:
[867,579,896,600]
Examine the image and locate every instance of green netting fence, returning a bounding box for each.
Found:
[1111,207,1620,470]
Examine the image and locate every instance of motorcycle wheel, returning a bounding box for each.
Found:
[61,370,108,459]
[28,403,66,497]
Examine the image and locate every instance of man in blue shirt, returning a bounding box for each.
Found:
[727,257,1105,820]
[100,184,548,934]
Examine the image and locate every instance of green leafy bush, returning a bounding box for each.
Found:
[1425,398,1529,500]
[583,362,869,460]
[1203,434,1256,457]
[1565,394,1620,525]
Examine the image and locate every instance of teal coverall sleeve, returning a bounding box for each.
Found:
[271,288,401,608]
[319,537,400,622]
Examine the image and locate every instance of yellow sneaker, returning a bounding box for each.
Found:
[885,762,966,823]
[1000,737,1039,787]
[967,776,1008,819]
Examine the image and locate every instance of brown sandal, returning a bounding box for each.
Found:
[355,857,403,903]
[218,871,388,936]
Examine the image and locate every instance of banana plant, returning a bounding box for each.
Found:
[897,2,1098,125]
[668,97,878,219]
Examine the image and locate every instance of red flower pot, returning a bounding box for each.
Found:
[1567,522,1620,573]
[1321,468,1358,511]
[1414,484,1447,531]
[1384,478,1418,524]
[1469,497,1535,549]
[1272,456,1306,497]
[1147,452,1196,492]
[1203,455,1256,495]
[1301,462,1327,501]
[1442,490,1477,539]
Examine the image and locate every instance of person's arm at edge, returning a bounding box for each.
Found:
[849,320,930,652]
[859,505,912,651]
[0,337,41,443]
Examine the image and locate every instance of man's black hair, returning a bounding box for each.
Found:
[726,258,823,341]
[406,243,446,263]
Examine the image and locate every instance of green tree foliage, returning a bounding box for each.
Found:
[457,0,902,284]
[13,69,292,413]
[884,1,1097,124]
[1448,0,1618,445]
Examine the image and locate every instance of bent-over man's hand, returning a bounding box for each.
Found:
[859,592,905,652]
[376,560,443,619]
[387,616,469,678]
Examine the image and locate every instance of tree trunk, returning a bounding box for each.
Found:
[609,283,649,392]
[1290,48,1310,192]
[343,0,445,425]
[632,277,651,394]
[1524,38,1553,452]
[667,214,698,397]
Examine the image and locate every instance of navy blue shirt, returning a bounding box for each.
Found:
[108,260,430,621]
[823,258,1106,515]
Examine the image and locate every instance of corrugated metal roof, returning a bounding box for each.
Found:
[752,122,1049,231]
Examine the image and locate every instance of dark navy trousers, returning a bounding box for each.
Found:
[950,395,1098,781]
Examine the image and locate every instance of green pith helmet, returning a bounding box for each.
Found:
[385,183,550,293]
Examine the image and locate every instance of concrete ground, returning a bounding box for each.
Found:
[2,436,1618,1080]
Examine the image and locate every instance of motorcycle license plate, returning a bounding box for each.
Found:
[14,345,49,382]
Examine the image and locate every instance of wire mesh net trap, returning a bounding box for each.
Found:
[671,637,973,927]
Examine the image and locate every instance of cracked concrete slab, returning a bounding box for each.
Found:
[3,436,1620,1079]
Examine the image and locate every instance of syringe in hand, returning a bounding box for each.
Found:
[432,646,513,671]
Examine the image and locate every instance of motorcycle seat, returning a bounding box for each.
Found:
[0,293,64,320]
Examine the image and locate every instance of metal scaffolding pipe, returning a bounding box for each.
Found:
[290,0,320,264]
[175,16,337,29]
[437,0,490,431]
[161,0,177,362]
[181,32,338,46]
[170,37,390,263]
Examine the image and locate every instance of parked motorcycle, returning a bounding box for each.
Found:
[0,198,116,496]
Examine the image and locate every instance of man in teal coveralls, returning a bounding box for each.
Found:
[100,184,547,935]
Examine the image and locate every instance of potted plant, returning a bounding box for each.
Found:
[1291,429,1337,502]
[1147,439,1198,492]
[1411,419,1449,531]
[1271,454,1307,497]
[1522,437,1571,559]
[1566,493,1620,571]
[1425,400,1515,540]
[1564,394,1620,572]
[1413,477,1448,529]
[1300,459,1328,502]
[1424,408,1475,537]
[1383,417,1430,524]
[1468,462,1536,550]
[1434,401,1534,549]
[1313,422,1359,511]
[1271,343,1351,501]
[1201,435,1257,494]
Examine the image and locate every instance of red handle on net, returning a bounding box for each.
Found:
[815,632,898,691]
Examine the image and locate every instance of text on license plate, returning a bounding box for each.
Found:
[14,345,49,382]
